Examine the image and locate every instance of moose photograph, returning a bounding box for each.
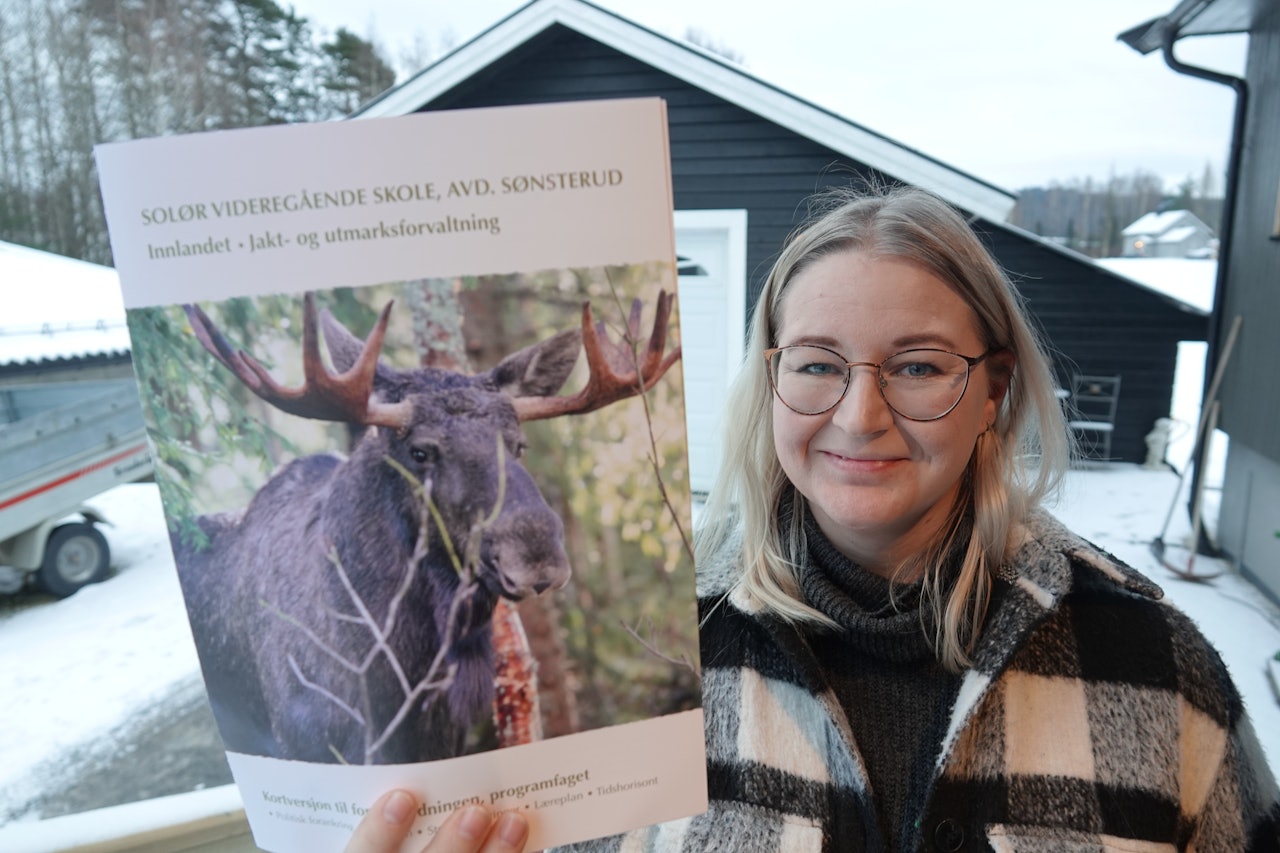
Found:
[126,264,701,767]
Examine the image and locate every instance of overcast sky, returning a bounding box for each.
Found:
[286,0,1248,193]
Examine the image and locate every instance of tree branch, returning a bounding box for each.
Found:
[604,270,694,563]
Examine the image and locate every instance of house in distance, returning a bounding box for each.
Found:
[1121,209,1217,258]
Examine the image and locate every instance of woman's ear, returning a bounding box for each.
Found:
[986,348,1016,405]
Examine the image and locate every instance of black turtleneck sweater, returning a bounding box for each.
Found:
[798,513,963,852]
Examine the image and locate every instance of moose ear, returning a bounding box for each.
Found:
[488,328,583,398]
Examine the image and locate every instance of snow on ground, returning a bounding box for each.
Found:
[1,470,1278,826]
[0,484,200,814]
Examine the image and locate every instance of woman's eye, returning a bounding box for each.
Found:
[798,361,841,377]
[895,361,941,379]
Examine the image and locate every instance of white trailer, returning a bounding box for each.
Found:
[0,379,152,596]
[1,240,147,596]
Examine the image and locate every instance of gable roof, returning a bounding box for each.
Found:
[0,241,130,368]
[353,0,1016,222]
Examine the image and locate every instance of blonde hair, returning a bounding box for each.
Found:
[696,185,1070,671]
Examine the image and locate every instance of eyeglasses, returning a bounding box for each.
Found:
[764,345,993,421]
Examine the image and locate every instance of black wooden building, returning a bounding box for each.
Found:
[356,0,1207,474]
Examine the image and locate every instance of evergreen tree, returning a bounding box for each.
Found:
[321,27,396,115]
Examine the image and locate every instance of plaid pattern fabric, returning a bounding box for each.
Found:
[557,512,1280,852]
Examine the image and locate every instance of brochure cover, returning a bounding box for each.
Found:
[94,98,705,852]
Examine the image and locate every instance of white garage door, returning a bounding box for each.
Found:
[674,210,747,496]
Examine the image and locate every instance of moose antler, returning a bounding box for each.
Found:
[513,290,681,422]
[184,292,412,429]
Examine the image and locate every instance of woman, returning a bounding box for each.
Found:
[350,186,1279,852]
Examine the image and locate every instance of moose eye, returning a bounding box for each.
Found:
[514,440,527,459]
[409,444,438,465]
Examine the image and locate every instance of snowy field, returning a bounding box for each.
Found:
[0,469,1278,829]
[0,484,202,818]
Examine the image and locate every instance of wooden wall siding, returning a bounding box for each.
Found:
[1220,3,1280,462]
[418,25,1208,462]
[977,225,1207,461]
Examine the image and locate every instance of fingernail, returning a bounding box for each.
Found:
[496,811,528,846]
[382,790,415,825]
[457,804,493,840]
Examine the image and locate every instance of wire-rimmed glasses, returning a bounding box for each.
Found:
[764,345,993,421]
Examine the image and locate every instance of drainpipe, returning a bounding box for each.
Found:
[1160,24,1248,554]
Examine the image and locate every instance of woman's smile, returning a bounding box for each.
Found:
[816,450,903,473]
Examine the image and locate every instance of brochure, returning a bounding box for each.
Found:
[95,98,705,852]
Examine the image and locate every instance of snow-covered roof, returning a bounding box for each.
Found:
[1094,256,1216,313]
[0,241,130,368]
[1156,225,1199,244]
[1121,209,1204,237]
[353,0,1016,223]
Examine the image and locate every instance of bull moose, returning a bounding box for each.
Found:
[174,287,680,764]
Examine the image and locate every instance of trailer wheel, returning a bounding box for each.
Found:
[37,523,110,597]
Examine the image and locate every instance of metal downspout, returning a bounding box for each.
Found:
[1160,24,1248,553]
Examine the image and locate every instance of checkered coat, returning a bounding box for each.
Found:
[561,512,1280,851]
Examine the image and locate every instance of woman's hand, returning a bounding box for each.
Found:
[343,789,529,853]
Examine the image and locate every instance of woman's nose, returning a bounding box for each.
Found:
[830,367,894,434]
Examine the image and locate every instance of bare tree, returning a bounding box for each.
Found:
[1010,167,1223,258]
[0,0,410,261]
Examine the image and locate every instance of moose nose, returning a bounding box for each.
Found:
[533,580,552,595]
